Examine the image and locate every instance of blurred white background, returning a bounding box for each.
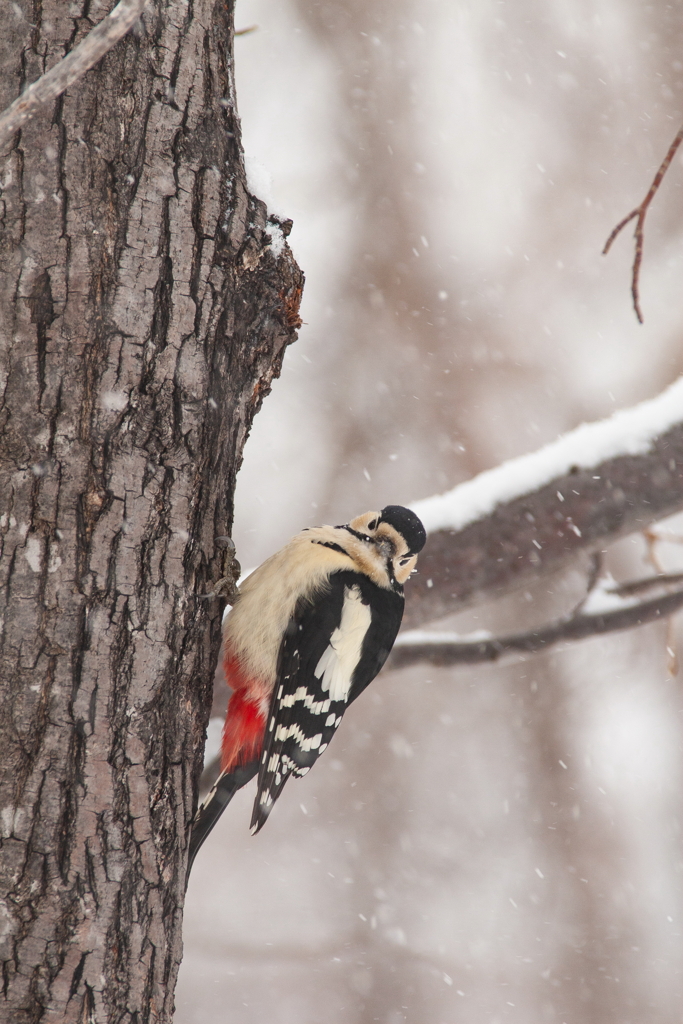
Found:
[176,2,683,1021]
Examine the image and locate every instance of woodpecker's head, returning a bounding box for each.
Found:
[345,505,426,587]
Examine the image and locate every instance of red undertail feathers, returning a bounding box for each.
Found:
[221,654,267,773]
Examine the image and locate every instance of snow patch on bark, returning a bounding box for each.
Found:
[23,536,42,572]
[101,390,128,411]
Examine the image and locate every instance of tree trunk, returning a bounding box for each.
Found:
[0,2,302,1021]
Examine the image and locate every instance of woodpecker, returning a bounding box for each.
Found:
[187,504,426,873]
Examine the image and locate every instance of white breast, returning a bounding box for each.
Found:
[224,528,356,693]
[314,585,372,701]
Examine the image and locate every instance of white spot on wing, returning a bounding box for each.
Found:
[314,585,371,701]
[280,686,331,715]
[274,722,323,752]
[281,686,309,707]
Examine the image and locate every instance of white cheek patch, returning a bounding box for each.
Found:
[393,553,417,585]
[314,585,371,701]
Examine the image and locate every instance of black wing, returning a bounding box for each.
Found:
[250,570,403,833]
[347,574,405,704]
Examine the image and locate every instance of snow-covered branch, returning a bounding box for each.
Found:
[404,377,683,628]
[392,574,683,668]
[0,0,146,151]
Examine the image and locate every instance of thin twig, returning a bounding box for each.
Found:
[603,124,683,323]
[611,570,683,596]
[646,530,683,544]
[0,0,147,151]
[665,619,678,676]
[643,527,666,574]
[391,580,683,669]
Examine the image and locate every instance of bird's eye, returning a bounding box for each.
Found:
[367,519,378,530]
[399,557,411,565]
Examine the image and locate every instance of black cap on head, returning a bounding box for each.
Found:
[380,505,427,554]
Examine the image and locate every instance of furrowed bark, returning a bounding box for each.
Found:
[0,2,303,1022]
[405,421,683,628]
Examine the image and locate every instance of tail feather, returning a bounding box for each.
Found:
[187,761,258,877]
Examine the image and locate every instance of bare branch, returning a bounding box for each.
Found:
[608,570,683,597]
[405,419,683,629]
[603,124,683,323]
[0,0,147,151]
[392,577,683,669]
